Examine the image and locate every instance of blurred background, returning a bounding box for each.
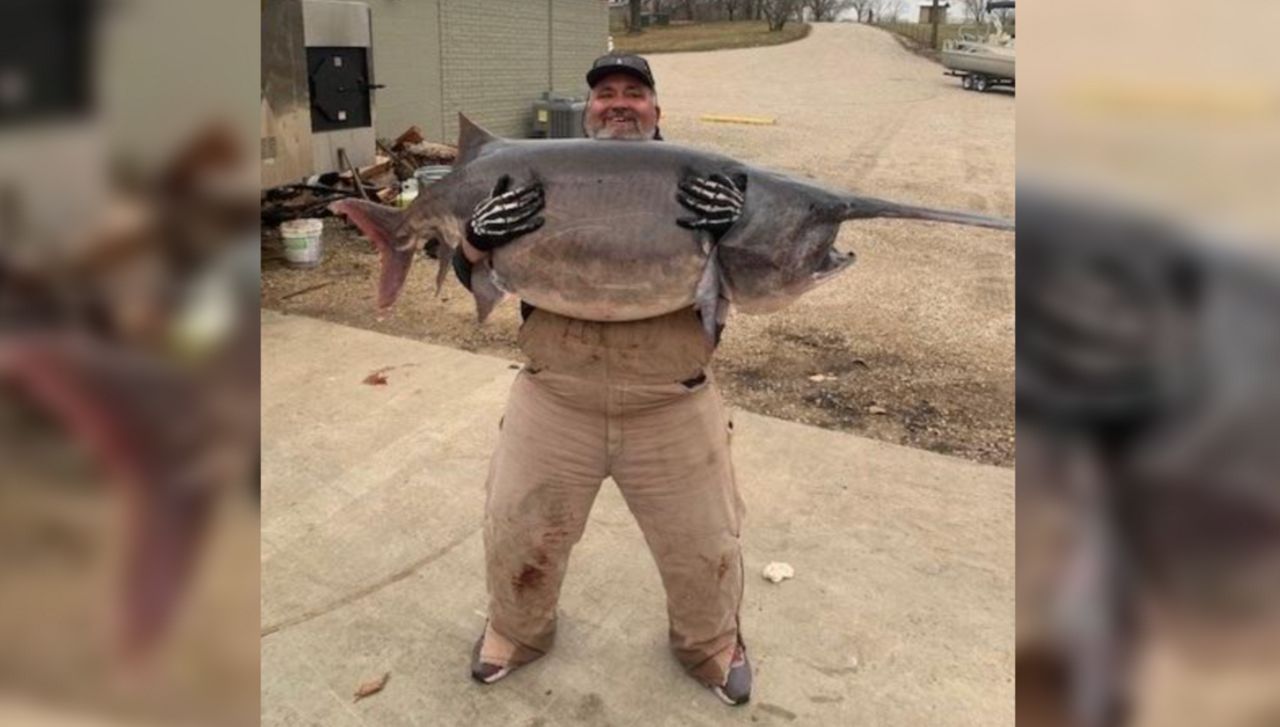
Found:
[1016,1,1280,726]
[0,1,258,725]
[4,0,1279,725]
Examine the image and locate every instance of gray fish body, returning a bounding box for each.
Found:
[440,139,733,320]
[331,115,1013,331]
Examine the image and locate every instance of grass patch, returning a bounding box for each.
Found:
[613,21,810,54]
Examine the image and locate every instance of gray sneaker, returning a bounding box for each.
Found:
[470,635,513,685]
[711,640,752,706]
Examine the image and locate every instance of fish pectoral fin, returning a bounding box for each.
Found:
[432,238,455,297]
[694,255,723,345]
[715,295,732,327]
[470,259,508,323]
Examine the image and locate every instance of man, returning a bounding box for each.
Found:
[454,54,752,706]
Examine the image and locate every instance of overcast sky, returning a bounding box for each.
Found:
[836,2,1007,23]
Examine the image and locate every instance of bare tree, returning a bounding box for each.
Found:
[874,0,907,21]
[958,0,987,24]
[805,0,855,21]
[991,7,1014,33]
[720,0,746,21]
[848,0,873,22]
[629,0,643,34]
[760,0,798,30]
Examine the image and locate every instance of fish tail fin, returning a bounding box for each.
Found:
[837,195,1014,231]
[0,336,227,658]
[328,199,417,309]
[426,237,505,320]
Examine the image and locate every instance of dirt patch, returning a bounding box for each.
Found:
[612,20,811,55]
[711,319,1013,464]
[263,220,1013,465]
[882,26,944,64]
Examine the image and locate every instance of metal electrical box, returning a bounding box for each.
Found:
[303,0,377,174]
[531,95,586,139]
[261,0,377,187]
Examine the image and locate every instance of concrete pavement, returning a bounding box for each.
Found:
[261,310,1013,726]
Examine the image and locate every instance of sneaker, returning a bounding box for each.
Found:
[470,635,513,685]
[710,640,752,706]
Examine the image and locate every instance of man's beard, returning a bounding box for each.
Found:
[586,114,654,140]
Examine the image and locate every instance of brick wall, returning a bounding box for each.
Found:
[367,0,607,144]
[439,0,551,141]
[551,0,610,97]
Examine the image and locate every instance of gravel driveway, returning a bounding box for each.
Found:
[650,22,1015,464]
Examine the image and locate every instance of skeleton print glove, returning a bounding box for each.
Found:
[466,175,546,252]
[676,172,747,241]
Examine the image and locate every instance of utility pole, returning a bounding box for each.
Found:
[930,0,940,49]
[629,0,643,34]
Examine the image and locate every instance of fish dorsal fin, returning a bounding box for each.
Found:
[457,113,499,165]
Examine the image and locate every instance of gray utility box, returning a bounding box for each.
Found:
[303,0,378,175]
[262,0,379,187]
[531,95,586,139]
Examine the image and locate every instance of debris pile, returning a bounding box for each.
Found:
[386,125,458,168]
[260,125,457,225]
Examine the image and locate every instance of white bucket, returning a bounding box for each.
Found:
[280,218,324,268]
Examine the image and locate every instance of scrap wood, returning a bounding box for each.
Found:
[392,125,424,150]
[260,184,355,224]
[262,183,353,199]
[337,148,371,202]
[365,169,399,190]
[400,141,457,166]
[340,158,393,183]
[377,139,418,180]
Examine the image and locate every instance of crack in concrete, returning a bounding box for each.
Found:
[261,526,480,638]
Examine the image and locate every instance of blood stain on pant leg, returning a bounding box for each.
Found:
[513,550,551,594]
[514,564,545,594]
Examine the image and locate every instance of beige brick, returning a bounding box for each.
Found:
[365,0,606,144]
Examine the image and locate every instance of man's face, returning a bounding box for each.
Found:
[584,73,660,141]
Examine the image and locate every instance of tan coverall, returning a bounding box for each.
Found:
[478,306,746,687]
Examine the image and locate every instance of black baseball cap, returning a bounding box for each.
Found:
[586,53,656,90]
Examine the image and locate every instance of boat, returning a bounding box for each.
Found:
[940,0,1015,91]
